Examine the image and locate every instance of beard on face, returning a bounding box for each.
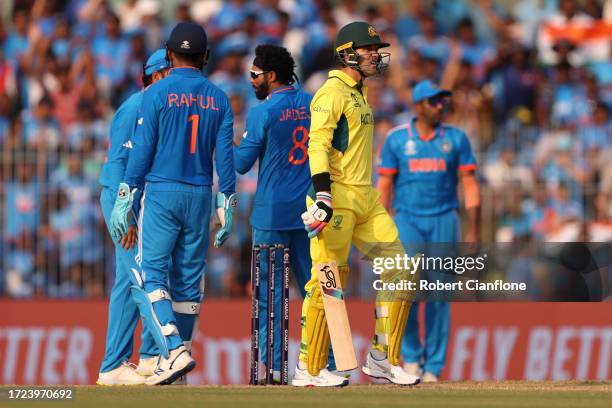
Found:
[254,81,270,100]
[427,108,443,125]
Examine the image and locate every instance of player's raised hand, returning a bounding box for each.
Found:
[302,192,333,238]
[214,192,238,248]
[110,183,137,242]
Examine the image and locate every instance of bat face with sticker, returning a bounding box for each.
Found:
[316,255,357,372]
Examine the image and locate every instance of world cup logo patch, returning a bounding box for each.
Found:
[440,141,452,153]
[405,140,417,155]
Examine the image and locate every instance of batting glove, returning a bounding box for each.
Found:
[301,192,333,238]
[110,183,137,241]
[214,192,237,248]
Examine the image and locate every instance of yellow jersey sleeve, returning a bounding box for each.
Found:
[308,83,344,176]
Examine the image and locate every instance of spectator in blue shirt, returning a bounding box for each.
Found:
[91,14,131,96]
[580,101,610,152]
[4,10,30,71]
[3,157,41,241]
[406,14,450,65]
[208,0,249,42]
[21,96,62,150]
[67,100,108,149]
[455,18,495,83]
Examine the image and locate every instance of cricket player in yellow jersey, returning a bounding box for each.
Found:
[293,22,420,387]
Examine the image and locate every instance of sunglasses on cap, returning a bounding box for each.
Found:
[426,95,448,107]
[249,70,269,79]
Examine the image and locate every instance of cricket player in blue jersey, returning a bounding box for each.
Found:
[110,22,237,385]
[377,80,481,382]
[234,44,312,382]
[97,49,169,386]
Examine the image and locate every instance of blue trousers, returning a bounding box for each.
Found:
[139,182,212,351]
[252,228,310,372]
[99,188,156,373]
[395,210,459,376]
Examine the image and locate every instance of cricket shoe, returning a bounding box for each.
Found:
[329,369,352,380]
[362,352,420,386]
[145,346,195,385]
[292,366,349,387]
[422,372,439,383]
[96,361,146,386]
[403,362,421,378]
[170,375,187,385]
[136,356,158,377]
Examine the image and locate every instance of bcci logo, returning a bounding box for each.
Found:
[440,141,452,153]
[404,140,417,155]
[332,215,343,230]
[181,40,190,49]
[368,26,378,37]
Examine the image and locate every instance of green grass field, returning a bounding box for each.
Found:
[1,382,611,408]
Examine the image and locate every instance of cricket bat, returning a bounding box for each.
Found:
[317,257,358,371]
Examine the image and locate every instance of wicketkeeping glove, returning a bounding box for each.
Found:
[110,183,137,241]
[301,192,333,238]
[214,192,237,248]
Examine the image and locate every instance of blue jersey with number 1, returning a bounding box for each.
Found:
[234,86,312,230]
[124,67,235,195]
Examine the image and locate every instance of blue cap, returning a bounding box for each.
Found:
[412,80,451,104]
[144,49,168,76]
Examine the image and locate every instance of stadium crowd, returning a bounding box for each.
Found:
[0,0,610,299]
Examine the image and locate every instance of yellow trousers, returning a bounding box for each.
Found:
[299,183,414,375]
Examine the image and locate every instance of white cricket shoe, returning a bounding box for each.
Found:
[292,366,349,387]
[145,346,195,385]
[403,362,421,378]
[96,361,146,386]
[362,352,420,386]
[136,356,158,377]
[423,372,439,383]
[170,375,187,385]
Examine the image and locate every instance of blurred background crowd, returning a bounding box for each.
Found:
[0,0,610,299]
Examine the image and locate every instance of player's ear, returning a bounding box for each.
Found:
[268,70,277,84]
[165,48,174,68]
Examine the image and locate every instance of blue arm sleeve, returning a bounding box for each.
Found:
[377,133,399,175]
[215,98,236,195]
[124,89,160,188]
[109,113,128,173]
[233,109,267,175]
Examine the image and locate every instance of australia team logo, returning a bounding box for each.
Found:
[332,215,343,230]
[404,140,417,155]
[440,141,452,153]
